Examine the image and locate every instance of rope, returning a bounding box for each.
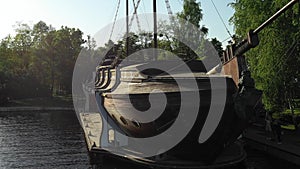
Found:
[133,0,142,33]
[210,0,233,39]
[109,0,121,41]
[142,0,150,29]
[128,0,141,31]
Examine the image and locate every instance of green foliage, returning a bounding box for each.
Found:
[0,21,86,104]
[178,0,203,28]
[210,38,224,59]
[230,0,300,111]
[173,0,209,60]
[102,0,216,64]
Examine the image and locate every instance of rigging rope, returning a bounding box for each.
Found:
[109,0,121,41]
[133,0,142,33]
[128,0,142,32]
[142,0,150,29]
[210,0,233,39]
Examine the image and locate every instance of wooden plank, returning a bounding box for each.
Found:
[79,113,102,150]
[222,57,239,85]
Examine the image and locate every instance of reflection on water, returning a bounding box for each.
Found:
[0,111,89,169]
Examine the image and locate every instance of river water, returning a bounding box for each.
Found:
[0,111,298,169]
[0,111,89,169]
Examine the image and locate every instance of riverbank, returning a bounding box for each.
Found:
[0,96,74,112]
[0,106,74,112]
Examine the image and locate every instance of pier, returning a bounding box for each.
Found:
[243,124,300,166]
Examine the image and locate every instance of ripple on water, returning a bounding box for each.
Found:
[0,111,89,169]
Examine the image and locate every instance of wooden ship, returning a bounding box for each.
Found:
[90,0,299,167]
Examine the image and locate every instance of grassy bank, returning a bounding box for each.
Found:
[2,96,73,107]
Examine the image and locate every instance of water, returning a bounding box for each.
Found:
[0,111,89,169]
[0,111,298,169]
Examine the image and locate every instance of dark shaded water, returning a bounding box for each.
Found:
[0,111,89,169]
[0,111,298,169]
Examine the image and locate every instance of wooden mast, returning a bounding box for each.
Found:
[153,0,157,60]
[126,0,129,58]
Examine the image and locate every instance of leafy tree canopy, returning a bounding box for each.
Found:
[230,0,300,111]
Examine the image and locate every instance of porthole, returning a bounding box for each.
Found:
[131,119,141,128]
[120,116,128,125]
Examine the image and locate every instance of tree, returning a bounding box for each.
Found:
[32,21,50,45]
[31,21,52,87]
[178,0,202,28]
[0,20,89,101]
[175,0,209,60]
[12,22,33,76]
[53,26,85,94]
[177,0,208,34]
[0,36,14,75]
[210,38,223,59]
[34,30,57,96]
[86,35,97,50]
[230,0,300,111]
[0,36,14,104]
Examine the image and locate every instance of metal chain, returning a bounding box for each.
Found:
[165,0,173,15]
[165,0,175,22]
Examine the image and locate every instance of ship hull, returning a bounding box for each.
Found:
[94,60,249,163]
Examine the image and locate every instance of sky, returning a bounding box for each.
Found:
[0,0,235,47]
